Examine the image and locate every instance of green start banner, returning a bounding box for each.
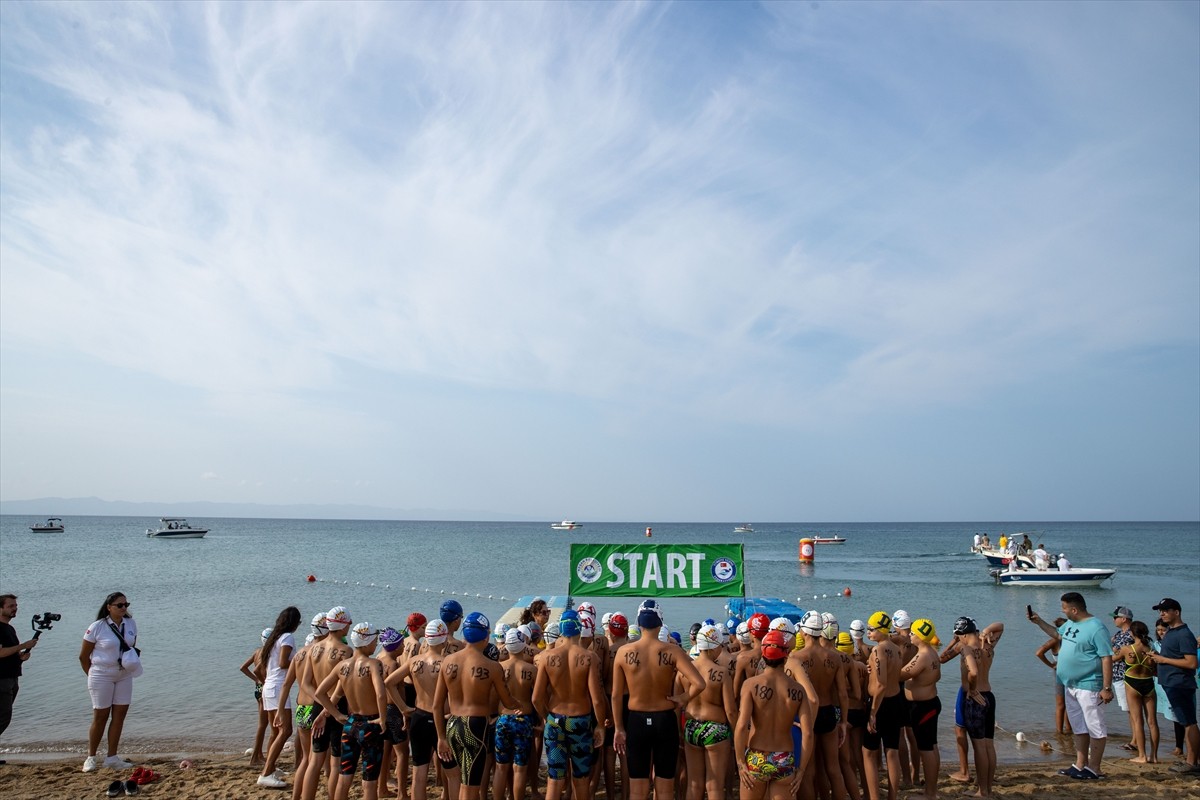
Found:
[569,543,745,597]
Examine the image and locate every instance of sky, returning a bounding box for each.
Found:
[1,1,1197,522]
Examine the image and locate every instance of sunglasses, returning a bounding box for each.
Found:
[113,602,131,609]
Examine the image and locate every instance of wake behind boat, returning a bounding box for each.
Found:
[30,517,64,532]
[146,518,208,539]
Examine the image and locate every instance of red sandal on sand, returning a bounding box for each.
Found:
[131,767,160,785]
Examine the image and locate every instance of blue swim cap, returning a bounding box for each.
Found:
[670,631,682,644]
[637,599,664,630]
[462,611,490,643]
[560,618,581,638]
[560,609,579,621]
[727,617,741,632]
[703,618,716,626]
[440,599,463,623]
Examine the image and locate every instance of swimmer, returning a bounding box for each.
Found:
[683,624,738,800]
[793,612,848,800]
[900,619,943,800]
[301,606,354,800]
[862,611,903,800]
[734,630,812,800]
[493,628,540,800]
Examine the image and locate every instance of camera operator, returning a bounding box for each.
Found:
[0,594,40,756]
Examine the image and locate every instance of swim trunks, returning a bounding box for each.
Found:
[625,709,678,780]
[847,707,868,729]
[684,718,732,747]
[954,686,966,727]
[962,691,996,740]
[448,714,489,786]
[340,714,384,781]
[863,692,904,751]
[409,708,456,769]
[254,682,263,702]
[909,696,941,751]
[745,748,795,781]
[814,705,838,735]
[385,704,408,745]
[295,704,317,730]
[1125,676,1155,698]
[311,698,349,756]
[544,711,593,780]
[494,713,534,767]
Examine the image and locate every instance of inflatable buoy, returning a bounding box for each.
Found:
[645,527,652,538]
[307,574,316,582]
[843,587,852,597]
[799,538,815,563]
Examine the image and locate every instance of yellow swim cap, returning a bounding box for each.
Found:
[836,632,853,653]
[867,611,892,632]
[911,618,939,647]
[793,633,805,650]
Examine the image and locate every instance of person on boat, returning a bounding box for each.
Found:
[1115,620,1160,764]
[1056,553,1072,572]
[301,606,355,800]
[900,620,943,800]
[734,630,811,800]
[979,534,991,550]
[1020,534,1033,554]
[1034,618,1072,735]
[972,534,982,553]
[612,600,704,800]
[1033,544,1051,571]
[313,622,389,800]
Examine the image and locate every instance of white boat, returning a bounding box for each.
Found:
[978,547,1035,569]
[550,520,581,530]
[30,517,64,532]
[989,566,1116,587]
[734,524,754,534]
[146,517,208,539]
[811,534,847,544]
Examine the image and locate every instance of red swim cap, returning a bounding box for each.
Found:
[407,612,427,632]
[748,612,771,640]
[609,613,629,635]
[762,630,788,660]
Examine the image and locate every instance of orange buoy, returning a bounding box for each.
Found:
[799,538,815,563]
[843,587,852,597]
[307,574,317,582]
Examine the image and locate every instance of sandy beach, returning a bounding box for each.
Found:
[1,751,1198,800]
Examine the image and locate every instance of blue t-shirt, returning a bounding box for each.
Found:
[1159,623,1197,689]
[1056,616,1111,691]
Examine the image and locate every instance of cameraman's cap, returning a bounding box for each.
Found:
[1111,606,1133,620]
[1153,598,1182,612]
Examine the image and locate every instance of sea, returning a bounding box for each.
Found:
[0,516,1196,764]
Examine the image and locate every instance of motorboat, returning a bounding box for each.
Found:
[146,517,208,538]
[811,534,847,544]
[989,564,1116,587]
[550,520,581,530]
[30,517,64,532]
[734,524,754,533]
[977,547,1035,569]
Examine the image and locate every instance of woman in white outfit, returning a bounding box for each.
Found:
[256,605,301,788]
[78,591,141,772]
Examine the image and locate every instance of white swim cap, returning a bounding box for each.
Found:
[543,622,561,643]
[311,612,329,636]
[892,610,911,630]
[494,621,512,641]
[326,606,351,631]
[628,624,641,641]
[658,625,673,643]
[601,612,614,631]
[736,621,752,645]
[424,619,448,645]
[261,627,272,643]
[770,617,797,636]
[713,622,728,643]
[821,612,839,640]
[304,633,315,646]
[850,619,865,640]
[799,611,823,636]
[696,624,722,651]
[350,622,379,649]
[504,627,528,653]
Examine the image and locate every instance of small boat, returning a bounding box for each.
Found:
[550,520,582,530]
[978,547,1035,569]
[811,534,847,545]
[989,566,1116,587]
[30,517,64,532]
[734,524,754,534]
[146,517,208,539]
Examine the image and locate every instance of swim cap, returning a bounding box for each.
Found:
[505,627,528,653]
[406,612,427,632]
[669,631,682,645]
[601,612,613,632]
[580,613,596,638]
[526,621,543,640]
[867,611,892,633]
[560,608,579,622]
[637,599,664,629]
[822,620,840,641]
[748,612,771,640]
[953,616,978,635]
[261,627,273,643]
[799,611,823,635]
[689,622,703,637]
[727,617,741,634]
[425,619,449,645]
[577,602,596,617]
[836,632,854,653]
[849,619,865,640]
[484,643,500,661]
[696,624,722,651]
[704,618,716,626]
[311,613,329,637]
[560,617,581,638]
[609,613,629,636]
[713,622,728,643]
[761,630,788,661]
[543,622,562,643]
[911,618,939,646]
[627,624,640,641]
[440,599,463,623]
[462,612,490,644]
[380,627,405,652]
[892,610,911,630]
[326,606,351,631]
[736,621,752,645]
[350,622,379,649]
[794,632,806,650]
[494,621,512,642]
[304,633,315,646]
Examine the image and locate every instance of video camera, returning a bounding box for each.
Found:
[31,611,61,639]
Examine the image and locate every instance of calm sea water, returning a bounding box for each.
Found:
[0,517,1196,764]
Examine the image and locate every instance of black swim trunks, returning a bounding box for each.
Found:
[311,698,349,757]
[409,708,456,769]
[385,704,408,745]
[448,714,489,786]
[814,705,838,736]
[625,709,678,780]
[863,693,904,751]
[962,691,996,740]
[908,696,941,751]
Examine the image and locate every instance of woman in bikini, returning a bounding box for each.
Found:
[1117,620,1159,763]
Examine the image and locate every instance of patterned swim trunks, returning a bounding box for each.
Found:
[295,704,317,730]
[684,718,732,747]
[745,748,795,781]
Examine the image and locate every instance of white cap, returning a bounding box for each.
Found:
[504,627,528,653]
[735,621,752,645]
[892,610,911,630]
[769,617,797,635]
[696,624,722,651]
[850,619,865,640]
[799,611,823,635]
[424,619,448,645]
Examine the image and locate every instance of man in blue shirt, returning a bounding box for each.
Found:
[1150,598,1199,774]
[1028,591,1112,780]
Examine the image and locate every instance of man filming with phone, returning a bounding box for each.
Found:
[1,594,41,758]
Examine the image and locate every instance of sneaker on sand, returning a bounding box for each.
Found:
[103,755,133,770]
[1056,765,1082,778]
[257,774,288,789]
[1169,762,1200,774]
[83,756,100,772]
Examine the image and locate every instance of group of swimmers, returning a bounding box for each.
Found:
[244,598,1006,800]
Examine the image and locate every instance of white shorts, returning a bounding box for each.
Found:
[88,672,134,709]
[1064,686,1107,738]
[1113,679,1128,713]
[261,683,292,713]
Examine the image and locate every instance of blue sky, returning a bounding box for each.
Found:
[1,1,1197,521]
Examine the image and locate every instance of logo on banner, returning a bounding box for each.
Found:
[576,557,603,584]
[711,557,737,583]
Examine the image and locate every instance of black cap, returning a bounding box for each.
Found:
[1152,598,1182,612]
